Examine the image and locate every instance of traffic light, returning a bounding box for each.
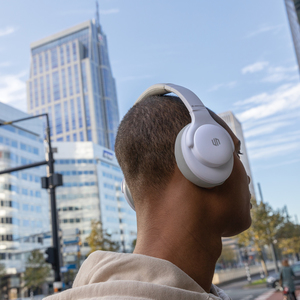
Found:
[45,247,57,269]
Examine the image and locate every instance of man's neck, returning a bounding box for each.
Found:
[133,211,222,292]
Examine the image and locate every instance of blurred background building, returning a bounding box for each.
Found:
[53,142,137,268]
[0,102,50,274]
[285,0,300,74]
[27,17,119,150]
[218,111,256,199]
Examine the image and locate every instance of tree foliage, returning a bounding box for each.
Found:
[86,220,120,255]
[23,249,51,291]
[277,222,300,257]
[237,198,285,275]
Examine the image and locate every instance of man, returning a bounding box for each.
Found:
[45,84,252,300]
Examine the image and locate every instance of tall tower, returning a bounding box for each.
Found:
[218,111,256,199]
[27,7,119,150]
[285,0,300,74]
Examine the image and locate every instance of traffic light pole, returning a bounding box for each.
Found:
[0,113,62,285]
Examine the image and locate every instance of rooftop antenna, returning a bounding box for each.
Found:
[96,0,100,26]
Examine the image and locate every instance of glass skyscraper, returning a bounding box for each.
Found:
[27,18,119,150]
[285,0,300,74]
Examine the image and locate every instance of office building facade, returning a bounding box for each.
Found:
[27,19,119,150]
[53,142,137,265]
[218,111,256,199]
[285,0,300,74]
[0,102,50,273]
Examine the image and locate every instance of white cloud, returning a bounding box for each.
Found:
[235,82,300,162]
[236,83,300,122]
[0,26,17,37]
[208,81,237,92]
[246,24,284,38]
[0,72,27,112]
[242,61,269,74]
[262,65,299,83]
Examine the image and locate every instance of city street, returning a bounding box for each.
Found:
[220,276,300,300]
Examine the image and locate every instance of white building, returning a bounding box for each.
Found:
[52,142,137,266]
[0,102,50,273]
[218,111,256,199]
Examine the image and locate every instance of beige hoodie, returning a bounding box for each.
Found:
[44,251,231,300]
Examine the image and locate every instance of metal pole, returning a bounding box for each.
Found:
[45,115,62,284]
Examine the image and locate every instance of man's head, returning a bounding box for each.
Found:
[115,89,252,236]
[115,95,190,201]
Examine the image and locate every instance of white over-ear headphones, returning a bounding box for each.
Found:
[121,83,234,211]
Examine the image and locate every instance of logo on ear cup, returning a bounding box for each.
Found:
[212,138,221,146]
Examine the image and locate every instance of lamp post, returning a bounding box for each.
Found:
[0,113,63,287]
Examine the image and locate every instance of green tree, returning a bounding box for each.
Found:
[237,198,285,276]
[23,249,51,294]
[277,222,300,259]
[86,220,120,255]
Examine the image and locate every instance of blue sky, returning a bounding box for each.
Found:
[0,0,299,221]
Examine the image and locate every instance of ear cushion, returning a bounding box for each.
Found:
[175,125,234,188]
[121,179,135,211]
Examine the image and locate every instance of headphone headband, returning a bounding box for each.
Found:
[135,83,219,148]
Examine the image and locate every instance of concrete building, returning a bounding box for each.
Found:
[218,111,256,199]
[52,142,137,266]
[27,15,119,150]
[285,0,300,74]
[0,102,50,274]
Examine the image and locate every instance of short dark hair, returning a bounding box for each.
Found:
[115,95,190,200]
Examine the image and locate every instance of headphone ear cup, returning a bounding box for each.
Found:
[121,179,136,211]
[175,125,215,188]
[175,125,234,188]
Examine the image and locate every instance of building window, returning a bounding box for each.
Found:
[51,48,58,69]
[52,71,60,101]
[87,129,92,141]
[33,55,37,76]
[66,44,71,64]
[74,64,80,94]
[70,99,76,130]
[39,54,43,74]
[34,78,39,107]
[66,135,70,141]
[64,101,69,132]
[72,42,77,61]
[84,95,91,127]
[77,97,83,128]
[81,61,88,93]
[73,133,77,141]
[61,69,67,98]
[57,137,63,141]
[45,52,49,71]
[60,46,65,66]
[80,131,84,141]
[46,74,51,103]
[55,103,62,134]
[40,76,45,105]
[68,66,73,96]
